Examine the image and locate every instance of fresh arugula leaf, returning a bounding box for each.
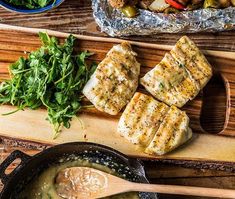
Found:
[0,32,97,139]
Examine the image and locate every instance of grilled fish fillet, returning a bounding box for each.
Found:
[140,36,212,108]
[145,106,191,155]
[83,42,140,115]
[141,52,200,107]
[117,92,192,155]
[170,36,212,88]
[118,92,169,146]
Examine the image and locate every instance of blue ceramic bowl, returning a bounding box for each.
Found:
[0,0,64,14]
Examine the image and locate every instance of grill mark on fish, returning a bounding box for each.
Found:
[118,92,192,155]
[141,36,212,107]
[138,101,169,146]
[83,42,140,115]
[117,93,169,145]
[171,36,212,87]
[166,114,190,152]
[145,106,181,155]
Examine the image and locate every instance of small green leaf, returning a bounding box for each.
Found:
[0,32,97,138]
[55,92,63,104]
[5,0,53,9]
[159,82,164,89]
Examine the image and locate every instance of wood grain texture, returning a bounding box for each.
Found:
[0,28,233,135]
[100,172,235,199]
[2,104,235,163]
[0,0,235,53]
[0,2,234,198]
[0,29,235,164]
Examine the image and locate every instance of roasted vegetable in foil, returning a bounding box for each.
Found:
[93,0,235,36]
[149,0,170,12]
[165,0,186,9]
[203,0,220,8]
[108,0,234,16]
[121,5,139,17]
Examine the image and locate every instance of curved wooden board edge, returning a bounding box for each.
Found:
[153,159,235,173]
[0,25,232,136]
[218,72,235,136]
[1,105,235,166]
[2,135,235,173]
[1,23,235,60]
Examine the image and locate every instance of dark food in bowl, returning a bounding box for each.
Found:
[3,0,54,9]
[108,0,235,17]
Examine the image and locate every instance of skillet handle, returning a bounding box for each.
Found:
[0,150,30,185]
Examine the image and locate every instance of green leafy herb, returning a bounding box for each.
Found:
[0,32,96,138]
[4,0,55,9]
[159,82,164,89]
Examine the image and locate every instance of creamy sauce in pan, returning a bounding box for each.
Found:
[18,159,139,199]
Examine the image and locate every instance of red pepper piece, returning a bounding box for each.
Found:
[165,0,186,10]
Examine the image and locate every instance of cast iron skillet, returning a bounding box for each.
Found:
[0,142,158,199]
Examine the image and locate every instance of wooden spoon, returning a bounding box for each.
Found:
[55,167,235,199]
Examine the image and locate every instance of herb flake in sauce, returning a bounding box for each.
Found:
[18,159,139,199]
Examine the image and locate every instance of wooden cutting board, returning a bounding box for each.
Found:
[1,24,235,165]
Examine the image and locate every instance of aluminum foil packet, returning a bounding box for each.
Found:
[92,0,235,36]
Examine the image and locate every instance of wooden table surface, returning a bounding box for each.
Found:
[0,1,235,198]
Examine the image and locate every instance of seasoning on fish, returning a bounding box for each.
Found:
[145,106,192,155]
[170,36,212,88]
[117,92,192,155]
[117,92,169,146]
[83,42,140,115]
[141,36,212,107]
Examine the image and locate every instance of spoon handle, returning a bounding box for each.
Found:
[131,183,235,198]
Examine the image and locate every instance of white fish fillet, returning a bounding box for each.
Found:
[141,52,199,107]
[118,92,169,146]
[141,36,212,107]
[117,92,192,155]
[83,42,140,115]
[145,106,191,155]
[170,36,212,88]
